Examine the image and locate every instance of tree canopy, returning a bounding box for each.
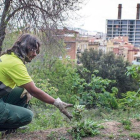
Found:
[78,49,139,96]
[0,0,85,54]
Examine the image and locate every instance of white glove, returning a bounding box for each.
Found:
[20,89,32,104]
[54,98,73,120]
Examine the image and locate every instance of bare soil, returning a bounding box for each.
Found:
[1,119,140,140]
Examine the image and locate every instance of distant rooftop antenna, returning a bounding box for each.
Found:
[118,4,122,19]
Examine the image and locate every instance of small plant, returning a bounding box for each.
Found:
[121,119,131,126]
[70,120,100,140]
[124,125,131,130]
[118,129,123,133]
[130,133,140,139]
[136,117,140,121]
[60,137,69,140]
[99,125,105,129]
[47,131,57,140]
[72,104,85,121]
[121,119,131,130]
[69,103,100,140]
[108,134,114,139]
[134,114,140,121]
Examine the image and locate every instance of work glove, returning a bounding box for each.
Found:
[54,98,73,120]
[20,89,32,104]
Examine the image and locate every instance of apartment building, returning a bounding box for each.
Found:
[106,36,140,63]
[57,28,88,61]
[106,4,140,47]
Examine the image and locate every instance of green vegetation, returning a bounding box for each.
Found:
[69,104,100,140]
[130,133,140,139]
[121,119,132,130]
[28,108,67,131]
[78,49,139,96]
[121,119,131,126]
[108,134,115,139]
[2,33,140,139]
[46,131,69,140]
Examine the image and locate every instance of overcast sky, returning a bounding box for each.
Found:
[73,0,140,33]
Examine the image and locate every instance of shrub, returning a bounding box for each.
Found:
[71,70,118,109]
[69,103,100,140]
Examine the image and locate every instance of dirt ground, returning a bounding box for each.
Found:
[1,119,140,140]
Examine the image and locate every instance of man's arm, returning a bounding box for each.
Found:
[21,81,73,119]
[21,81,55,104]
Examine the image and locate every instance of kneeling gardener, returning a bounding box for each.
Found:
[0,33,72,135]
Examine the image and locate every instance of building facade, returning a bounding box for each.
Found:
[106,4,140,47]
[106,36,140,63]
[106,19,140,47]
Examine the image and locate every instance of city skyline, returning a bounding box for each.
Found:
[73,0,140,33]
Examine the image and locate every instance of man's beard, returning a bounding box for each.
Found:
[25,56,31,63]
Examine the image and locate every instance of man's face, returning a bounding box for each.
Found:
[26,46,39,62]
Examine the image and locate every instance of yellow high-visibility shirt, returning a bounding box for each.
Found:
[0,52,32,94]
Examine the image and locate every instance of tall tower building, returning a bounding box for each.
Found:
[106,4,140,47]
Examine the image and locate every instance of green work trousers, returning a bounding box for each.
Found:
[0,87,33,131]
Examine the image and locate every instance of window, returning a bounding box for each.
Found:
[114,20,120,24]
[122,28,127,32]
[136,20,140,24]
[129,35,134,39]
[129,39,135,41]
[135,36,140,39]
[107,31,112,34]
[66,44,71,50]
[113,31,119,34]
[121,20,127,24]
[129,29,134,31]
[108,20,113,24]
[107,35,112,37]
[129,25,135,29]
[137,58,140,62]
[136,25,140,28]
[121,25,127,28]
[136,32,140,35]
[128,20,135,24]
[121,32,127,34]
[107,25,112,28]
[135,39,140,41]
[128,32,134,35]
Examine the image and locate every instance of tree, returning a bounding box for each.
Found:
[78,49,139,96]
[0,0,84,54]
